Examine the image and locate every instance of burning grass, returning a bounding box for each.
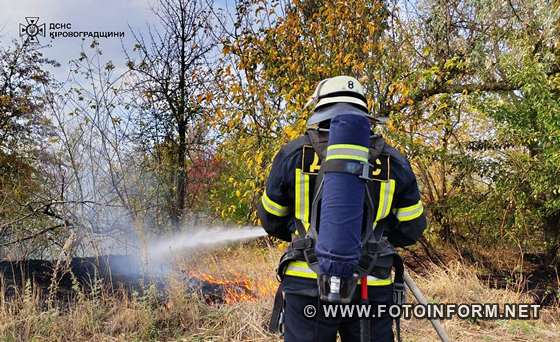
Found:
[178,243,281,301]
[186,271,255,304]
[0,243,558,341]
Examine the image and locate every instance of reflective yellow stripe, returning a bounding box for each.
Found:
[327,144,369,152]
[284,261,392,286]
[375,179,396,222]
[284,261,317,279]
[394,201,424,221]
[295,168,310,230]
[325,144,369,163]
[261,191,289,217]
[325,154,369,162]
[360,277,393,286]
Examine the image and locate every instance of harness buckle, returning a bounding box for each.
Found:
[303,248,318,265]
[359,161,374,181]
[291,236,313,250]
[358,254,374,273]
[364,240,381,253]
[393,282,406,305]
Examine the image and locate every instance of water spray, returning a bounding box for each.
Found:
[147,226,267,261]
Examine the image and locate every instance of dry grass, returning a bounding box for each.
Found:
[402,261,560,341]
[0,244,558,341]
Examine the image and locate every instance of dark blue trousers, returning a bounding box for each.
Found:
[283,279,394,342]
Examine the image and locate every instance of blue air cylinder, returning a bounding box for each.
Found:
[315,113,371,278]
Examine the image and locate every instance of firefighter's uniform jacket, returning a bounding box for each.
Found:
[257,131,427,287]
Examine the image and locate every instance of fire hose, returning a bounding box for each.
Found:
[403,272,451,342]
[358,272,451,342]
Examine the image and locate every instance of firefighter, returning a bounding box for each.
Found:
[258,76,427,342]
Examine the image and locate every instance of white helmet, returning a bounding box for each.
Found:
[305,76,369,127]
[305,76,367,112]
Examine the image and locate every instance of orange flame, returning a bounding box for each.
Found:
[187,271,277,304]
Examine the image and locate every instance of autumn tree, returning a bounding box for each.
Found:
[209,0,390,223]
[126,0,218,229]
[209,0,560,261]
[0,41,67,257]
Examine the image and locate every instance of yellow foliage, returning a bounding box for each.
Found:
[208,0,402,224]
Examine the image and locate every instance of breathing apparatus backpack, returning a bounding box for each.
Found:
[269,113,405,338]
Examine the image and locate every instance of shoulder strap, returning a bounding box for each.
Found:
[293,129,326,240]
[309,167,324,240]
[306,129,329,159]
[369,134,385,161]
[365,134,386,239]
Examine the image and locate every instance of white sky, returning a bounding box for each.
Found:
[0,0,160,81]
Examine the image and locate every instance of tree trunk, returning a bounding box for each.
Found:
[172,0,188,230]
[173,123,187,229]
[544,213,560,264]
